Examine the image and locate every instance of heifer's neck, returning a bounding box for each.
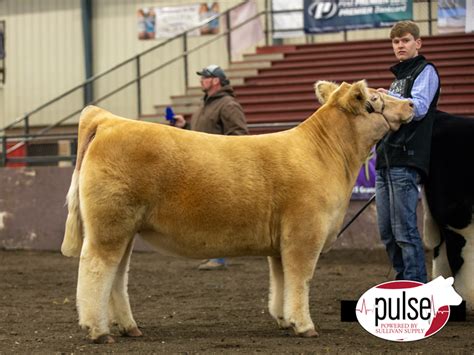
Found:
[299,107,367,188]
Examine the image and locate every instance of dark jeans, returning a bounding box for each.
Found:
[376,167,427,283]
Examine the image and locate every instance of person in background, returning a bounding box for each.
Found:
[173,64,248,270]
[375,21,440,283]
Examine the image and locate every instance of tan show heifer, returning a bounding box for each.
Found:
[62,80,413,343]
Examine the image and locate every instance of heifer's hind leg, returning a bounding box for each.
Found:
[268,256,290,329]
[77,227,131,343]
[108,238,143,337]
[77,237,126,343]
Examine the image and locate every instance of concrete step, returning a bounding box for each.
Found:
[155,103,199,115]
[242,53,285,62]
[139,114,168,125]
[171,95,202,105]
[229,60,273,70]
[256,44,297,54]
[226,68,259,78]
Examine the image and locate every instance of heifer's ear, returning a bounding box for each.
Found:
[314,81,339,104]
[339,80,369,115]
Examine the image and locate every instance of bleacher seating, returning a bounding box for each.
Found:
[157,33,474,135]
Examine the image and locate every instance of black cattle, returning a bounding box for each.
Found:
[422,111,474,313]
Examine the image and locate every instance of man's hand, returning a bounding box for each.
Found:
[173,114,186,128]
[377,88,389,94]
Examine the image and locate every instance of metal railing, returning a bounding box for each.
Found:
[0,0,439,166]
[0,1,271,166]
[0,20,5,85]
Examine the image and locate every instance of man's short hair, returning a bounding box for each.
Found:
[390,21,420,39]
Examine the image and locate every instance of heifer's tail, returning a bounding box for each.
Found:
[62,169,83,257]
[61,105,101,257]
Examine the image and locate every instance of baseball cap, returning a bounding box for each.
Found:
[196,64,229,84]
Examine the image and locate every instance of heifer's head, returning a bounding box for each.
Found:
[314,80,414,132]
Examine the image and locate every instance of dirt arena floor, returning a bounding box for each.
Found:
[0,248,472,354]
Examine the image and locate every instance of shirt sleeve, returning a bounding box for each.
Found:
[220,102,249,135]
[410,65,439,120]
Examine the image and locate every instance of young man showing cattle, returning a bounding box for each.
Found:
[173,64,248,270]
[375,21,440,283]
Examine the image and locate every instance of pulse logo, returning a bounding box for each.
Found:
[356,276,462,341]
[307,0,338,20]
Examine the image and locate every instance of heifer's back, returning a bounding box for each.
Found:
[424,112,474,229]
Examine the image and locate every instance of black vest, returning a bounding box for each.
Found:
[376,55,440,179]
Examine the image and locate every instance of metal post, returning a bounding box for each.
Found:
[226,11,232,64]
[183,32,189,90]
[136,56,142,117]
[24,114,30,136]
[269,0,276,45]
[71,138,78,166]
[428,0,433,36]
[264,0,270,46]
[81,0,94,105]
[1,135,7,167]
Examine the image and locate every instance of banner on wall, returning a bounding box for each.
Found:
[467,0,474,32]
[352,149,376,200]
[304,0,413,34]
[271,0,304,38]
[438,0,467,34]
[137,3,220,40]
[228,0,264,56]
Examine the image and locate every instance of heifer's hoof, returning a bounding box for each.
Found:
[296,329,319,338]
[121,327,143,337]
[277,317,291,329]
[93,334,115,344]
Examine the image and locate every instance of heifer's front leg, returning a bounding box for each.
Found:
[280,238,322,337]
[449,223,474,313]
[77,238,128,343]
[268,256,291,329]
[108,238,142,337]
[432,240,452,279]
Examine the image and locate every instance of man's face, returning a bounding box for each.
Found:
[392,33,421,61]
[200,76,219,93]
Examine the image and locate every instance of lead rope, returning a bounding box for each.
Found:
[382,134,397,280]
